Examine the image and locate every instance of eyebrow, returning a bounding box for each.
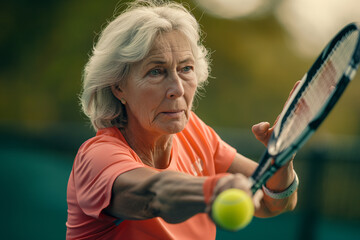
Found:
[144,60,166,66]
[144,57,194,67]
[180,57,195,64]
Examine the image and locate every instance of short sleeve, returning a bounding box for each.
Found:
[208,127,237,173]
[73,137,143,219]
[187,112,237,174]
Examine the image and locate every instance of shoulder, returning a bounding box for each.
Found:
[75,127,139,166]
[78,127,126,152]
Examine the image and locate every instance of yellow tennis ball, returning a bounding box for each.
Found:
[212,188,254,231]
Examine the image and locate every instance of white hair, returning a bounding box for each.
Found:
[81,0,210,131]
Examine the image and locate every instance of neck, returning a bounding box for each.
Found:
[120,127,173,169]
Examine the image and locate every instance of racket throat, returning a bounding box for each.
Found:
[250,153,281,194]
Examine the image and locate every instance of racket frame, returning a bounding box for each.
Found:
[250,22,360,194]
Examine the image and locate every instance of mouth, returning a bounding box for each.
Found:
[161,110,185,118]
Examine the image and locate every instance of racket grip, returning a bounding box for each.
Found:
[250,151,271,181]
[250,165,279,195]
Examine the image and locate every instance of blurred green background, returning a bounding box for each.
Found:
[1,0,360,239]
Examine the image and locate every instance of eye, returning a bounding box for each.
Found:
[148,68,164,77]
[181,66,194,73]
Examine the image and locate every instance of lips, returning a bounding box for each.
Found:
[163,110,184,113]
[161,110,185,117]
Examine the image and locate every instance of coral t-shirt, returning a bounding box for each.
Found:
[66,112,236,239]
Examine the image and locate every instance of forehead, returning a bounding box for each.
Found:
[146,31,193,58]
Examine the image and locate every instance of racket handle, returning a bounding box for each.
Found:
[250,165,279,195]
[250,151,271,181]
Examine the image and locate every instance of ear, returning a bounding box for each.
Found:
[111,85,124,101]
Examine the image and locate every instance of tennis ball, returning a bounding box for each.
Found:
[212,188,254,231]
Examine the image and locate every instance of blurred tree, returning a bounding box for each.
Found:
[1,0,359,135]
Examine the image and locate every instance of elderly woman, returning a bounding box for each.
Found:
[66,0,298,239]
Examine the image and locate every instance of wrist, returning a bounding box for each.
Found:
[262,171,299,199]
[203,173,229,205]
[266,159,295,191]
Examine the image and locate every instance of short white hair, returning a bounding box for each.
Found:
[80,0,211,131]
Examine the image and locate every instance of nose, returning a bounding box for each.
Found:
[166,71,185,99]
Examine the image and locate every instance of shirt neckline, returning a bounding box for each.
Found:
[111,126,178,171]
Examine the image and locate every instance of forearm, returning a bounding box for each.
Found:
[105,168,206,223]
[147,171,206,223]
[256,161,298,218]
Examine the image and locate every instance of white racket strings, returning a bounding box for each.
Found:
[275,30,359,153]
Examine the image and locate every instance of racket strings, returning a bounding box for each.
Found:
[275,30,359,153]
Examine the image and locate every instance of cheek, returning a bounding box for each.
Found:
[130,87,163,116]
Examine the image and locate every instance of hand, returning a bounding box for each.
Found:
[205,174,263,217]
[252,80,302,147]
[252,122,272,147]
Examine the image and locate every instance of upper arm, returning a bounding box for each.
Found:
[227,152,258,177]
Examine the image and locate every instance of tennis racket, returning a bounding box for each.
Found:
[250,22,360,194]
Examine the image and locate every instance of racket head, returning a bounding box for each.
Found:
[268,22,360,159]
[251,22,360,193]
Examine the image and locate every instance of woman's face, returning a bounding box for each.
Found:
[113,31,198,136]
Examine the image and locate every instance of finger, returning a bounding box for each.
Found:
[213,174,234,194]
[232,174,252,196]
[252,189,264,210]
[252,122,270,135]
[252,122,271,146]
[213,174,252,200]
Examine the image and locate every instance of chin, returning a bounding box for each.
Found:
[155,112,190,134]
[164,125,185,134]
[162,120,188,134]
